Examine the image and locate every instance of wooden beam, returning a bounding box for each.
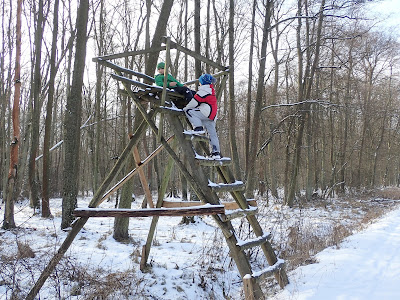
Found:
[237,233,272,251]
[184,70,229,86]
[251,259,286,281]
[92,46,166,61]
[133,146,154,208]
[73,205,225,218]
[112,73,158,90]
[167,39,227,70]
[223,200,257,210]
[209,181,245,193]
[95,59,155,83]
[221,207,258,222]
[195,157,232,166]
[243,275,256,300]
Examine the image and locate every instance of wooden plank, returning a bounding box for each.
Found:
[133,147,154,208]
[237,233,272,251]
[184,132,209,142]
[161,200,202,208]
[73,205,225,218]
[195,157,232,166]
[221,207,258,222]
[223,199,257,210]
[209,181,245,192]
[157,106,185,116]
[251,258,285,281]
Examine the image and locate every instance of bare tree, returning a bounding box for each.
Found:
[246,0,273,199]
[28,0,45,210]
[3,0,22,229]
[228,0,240,177]
[285,0,325,207]
[42,0,60,218]
[61,0,89,229]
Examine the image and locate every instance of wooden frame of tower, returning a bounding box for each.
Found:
[27,37,288,300]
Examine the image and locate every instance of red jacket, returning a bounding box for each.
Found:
[191,84,217,120]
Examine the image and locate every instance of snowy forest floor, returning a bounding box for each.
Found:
[1,187,399,299]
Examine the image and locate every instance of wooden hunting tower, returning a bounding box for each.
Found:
[27,37,288,300]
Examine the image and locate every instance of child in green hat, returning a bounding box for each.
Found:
[155,62,194,104]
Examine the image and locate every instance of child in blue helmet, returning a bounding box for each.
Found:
[155,62,194,105]
[183,74,221,159]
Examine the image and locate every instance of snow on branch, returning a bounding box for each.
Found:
[261,99,337,112]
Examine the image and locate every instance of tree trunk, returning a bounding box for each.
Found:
[1,0,14,199]
[42,0,59,218]
[245,0,257,176]
[144,0,174,77]
[93,0,105,192]
[3,0,22,230]
[29,0,45,209]
[246,1,272,199]
[194,0,201,79]
[228,0,240,178]
[61,0,89,229]
[286,0,325,207]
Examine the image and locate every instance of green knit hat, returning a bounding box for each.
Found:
[157,62,165,69]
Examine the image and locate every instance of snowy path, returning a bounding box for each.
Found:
[272,207,400,300]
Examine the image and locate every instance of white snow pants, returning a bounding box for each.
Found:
[184,108,221,153]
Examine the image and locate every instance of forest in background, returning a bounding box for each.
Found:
[1,0,400,226]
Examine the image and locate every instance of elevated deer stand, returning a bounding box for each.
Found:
[27,37,288,300]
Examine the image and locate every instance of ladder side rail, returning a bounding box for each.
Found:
[194,135,289,288]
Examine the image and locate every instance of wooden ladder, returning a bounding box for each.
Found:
[163,111,289,299]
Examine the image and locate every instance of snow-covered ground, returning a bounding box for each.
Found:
[272,206,400,300]
[0,193,399,299]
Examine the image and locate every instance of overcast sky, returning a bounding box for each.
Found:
[367,0,400,39]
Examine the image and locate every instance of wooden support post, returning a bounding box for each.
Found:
[133,146,154,208]
[216,74,228,101]
[140,138,176,270]
[158,36,171,142]
[243,275,257,300]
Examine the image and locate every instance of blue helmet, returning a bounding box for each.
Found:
[199,74,216,85]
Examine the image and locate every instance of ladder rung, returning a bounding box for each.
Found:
[157,106,185,116]
[73,205,224,218]
[221,207,258,222]
[222,199,257,210]
[195,157,231,166]
[250,258,285,281]
[209,180,245,192]
[184,132,209,142]
[237,232,272,251]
